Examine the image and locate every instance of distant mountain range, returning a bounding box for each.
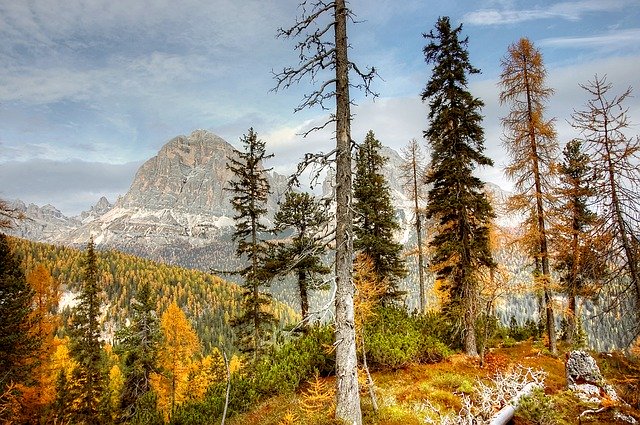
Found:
[7,129,444,272]
[7,129,637,351]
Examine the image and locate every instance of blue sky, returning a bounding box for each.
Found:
[1,0,639,214]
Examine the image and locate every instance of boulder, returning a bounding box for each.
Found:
[566,350,618,403]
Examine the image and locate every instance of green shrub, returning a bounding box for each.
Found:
[253,325,334,395]
[516,387,557,425]
[364,306,451,369]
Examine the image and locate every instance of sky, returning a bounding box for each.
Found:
[1,0,639,215]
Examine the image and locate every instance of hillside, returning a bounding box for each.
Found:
[10,236,299,354]
[227,340,640,425]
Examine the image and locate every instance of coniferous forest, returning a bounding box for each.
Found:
[2,4,640,425]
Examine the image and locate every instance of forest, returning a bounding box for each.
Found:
[1,2,640,425]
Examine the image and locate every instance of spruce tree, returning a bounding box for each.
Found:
[0,234,37,412]
[422,17,495,356]
[552,140,606,343]
[226,128,276,357]
[269,190,330,327]
[116,281,161,422]
[68,237,105,423]
[353,130,407,302]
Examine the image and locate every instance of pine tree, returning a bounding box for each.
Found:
[115,281,161,422]
[269,190,330,327]
[68,237,105,423]
[552,140,606,343]
[499,37,559,354]
[353,130,407,302]
[422,17,495,356]
[226,128,276,357]
[0,234,38,421]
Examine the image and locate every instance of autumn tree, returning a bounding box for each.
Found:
[116,281,161,422]
[353,130,407,302]
[274,0,376,421]
[226,128,276,357]
[400,138,428,312]
[20,264,60,423]
[422,17,495,356]
[269,190,330,327]
[571,75,640,323]
[0,234,38,421]
[551,140,606,343]
[68,237,106,423]
[152,302,200,421]
[499,37,559,354]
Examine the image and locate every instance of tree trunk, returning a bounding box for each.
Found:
[523,60,556,355]
[333,0,362,423]
[298,269,309,328]
[411,150,426,313]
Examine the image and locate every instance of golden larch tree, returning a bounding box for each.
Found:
[152,302,200,421]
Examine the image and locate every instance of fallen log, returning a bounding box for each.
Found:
[489,381,541,425]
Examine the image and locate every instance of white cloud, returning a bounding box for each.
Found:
[539,28,640,50]
[464,0,630,26]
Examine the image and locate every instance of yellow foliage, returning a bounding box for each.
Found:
[152,302,201,420]
[229,354,243,374]
[300,372,334,415]
[278,409,299,425]
[353,253,388,335]
[108,364,124,418]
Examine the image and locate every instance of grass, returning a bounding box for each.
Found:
[227,340,640,424]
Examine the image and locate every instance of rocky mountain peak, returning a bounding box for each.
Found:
[118,129,237,215]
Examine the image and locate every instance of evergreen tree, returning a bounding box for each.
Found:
[0,234,37,420]
[552,140,606,343]
[499,37,559,354]
[422,17,495,356]
[269,191,330,327]
[353,130,407,302]
[116,281,161,422]
[226,128,276,357]
[68,237,105,423]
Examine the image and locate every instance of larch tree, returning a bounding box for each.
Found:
[499,37,559,354]
[116,281,161,422]
[571,75,640,325]
[551,140,606,344]
[353,130,407,303]
[21,264,60,423]
[269,190,331,328]
[422,16,495,356]
[226,128,276,358]
[274,1,376,422]
[400,138,428,312]
[68,237,105,423]
[0,234,38,421]
[152,302,200,421]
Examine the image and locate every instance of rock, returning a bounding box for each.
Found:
[566,350,618,403]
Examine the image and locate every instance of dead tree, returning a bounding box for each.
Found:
[273,1,375,423]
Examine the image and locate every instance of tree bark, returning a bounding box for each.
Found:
[333,0,362,423]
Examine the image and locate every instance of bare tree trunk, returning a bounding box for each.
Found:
[221,350,231,425]
[360,333,378,412]
[334,1,362,423]
[410,147,427,313]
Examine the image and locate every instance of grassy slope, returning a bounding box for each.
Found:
[229,341,640,425]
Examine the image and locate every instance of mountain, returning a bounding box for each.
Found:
[12,130,289,271]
